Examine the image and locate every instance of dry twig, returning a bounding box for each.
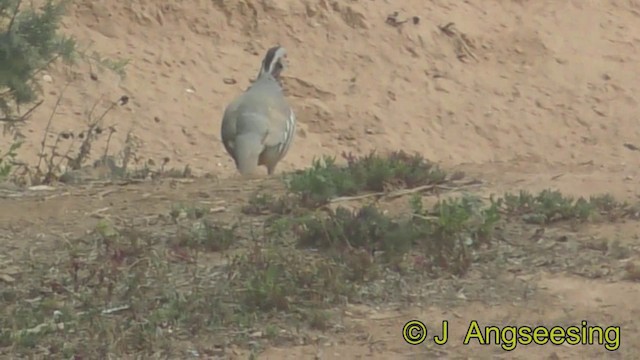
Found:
[439,22,478,63]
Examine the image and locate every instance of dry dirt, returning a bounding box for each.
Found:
[2,0,640,358]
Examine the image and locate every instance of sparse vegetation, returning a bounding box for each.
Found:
[0,0,188,186]
[0,141,21,181]
[242,192,299,216]
[0,0,74,181]
[285,151,448,207]
[178,218,237,252]
[0,0,75,121]
[1,149,639,357]
[0,2,638,358]
[493,189,632,224]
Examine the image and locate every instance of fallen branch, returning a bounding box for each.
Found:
[438,22,478,63]
[330,179,484,204]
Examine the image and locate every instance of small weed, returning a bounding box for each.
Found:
[303,309,333,331]
[286,151,447,207]
[11,93,131,185]
[294,193,501,278]
[0,141,21,181]
[242,192,298,216]
[494,189,628,224]
[176,219,237,252]
[168,202,237,252]
[296,205,412,279]
[412,194,501,275]
[124,159,193,181]
[169,203,208,221]
[342,150,448,190]
[228,243,354,312]
[81,50,130,80]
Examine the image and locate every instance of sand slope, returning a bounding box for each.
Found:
[10,0,639,177]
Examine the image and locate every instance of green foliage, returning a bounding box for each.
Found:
[286,151,447,207]
[412,195,501,274]
[81,50,129,79]
[0,0,76,117]
[0,0,130,183]
[178,219,237,252]
[2,148,636,356]
[493,189,629,224]
[295,194,501,278]
[241,192,298,216]
[229,244,354,312]
[168,203,237,252]
[169,203,207,221]
[0,139,20,180]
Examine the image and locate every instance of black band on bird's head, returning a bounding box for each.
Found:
[258,46,287,79]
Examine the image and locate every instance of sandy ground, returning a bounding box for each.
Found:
[2,0,640,358]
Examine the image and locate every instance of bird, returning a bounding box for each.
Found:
[220,46,296,178]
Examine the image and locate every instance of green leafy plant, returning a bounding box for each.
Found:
[493,189,629,224]
[294,194,501,278]
[0,0,76,121]
[286,150,447,207]
[0,140,21,180]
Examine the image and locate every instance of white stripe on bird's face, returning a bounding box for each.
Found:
[259,46,288,79]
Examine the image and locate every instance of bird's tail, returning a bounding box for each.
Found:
[234,132,264,177]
